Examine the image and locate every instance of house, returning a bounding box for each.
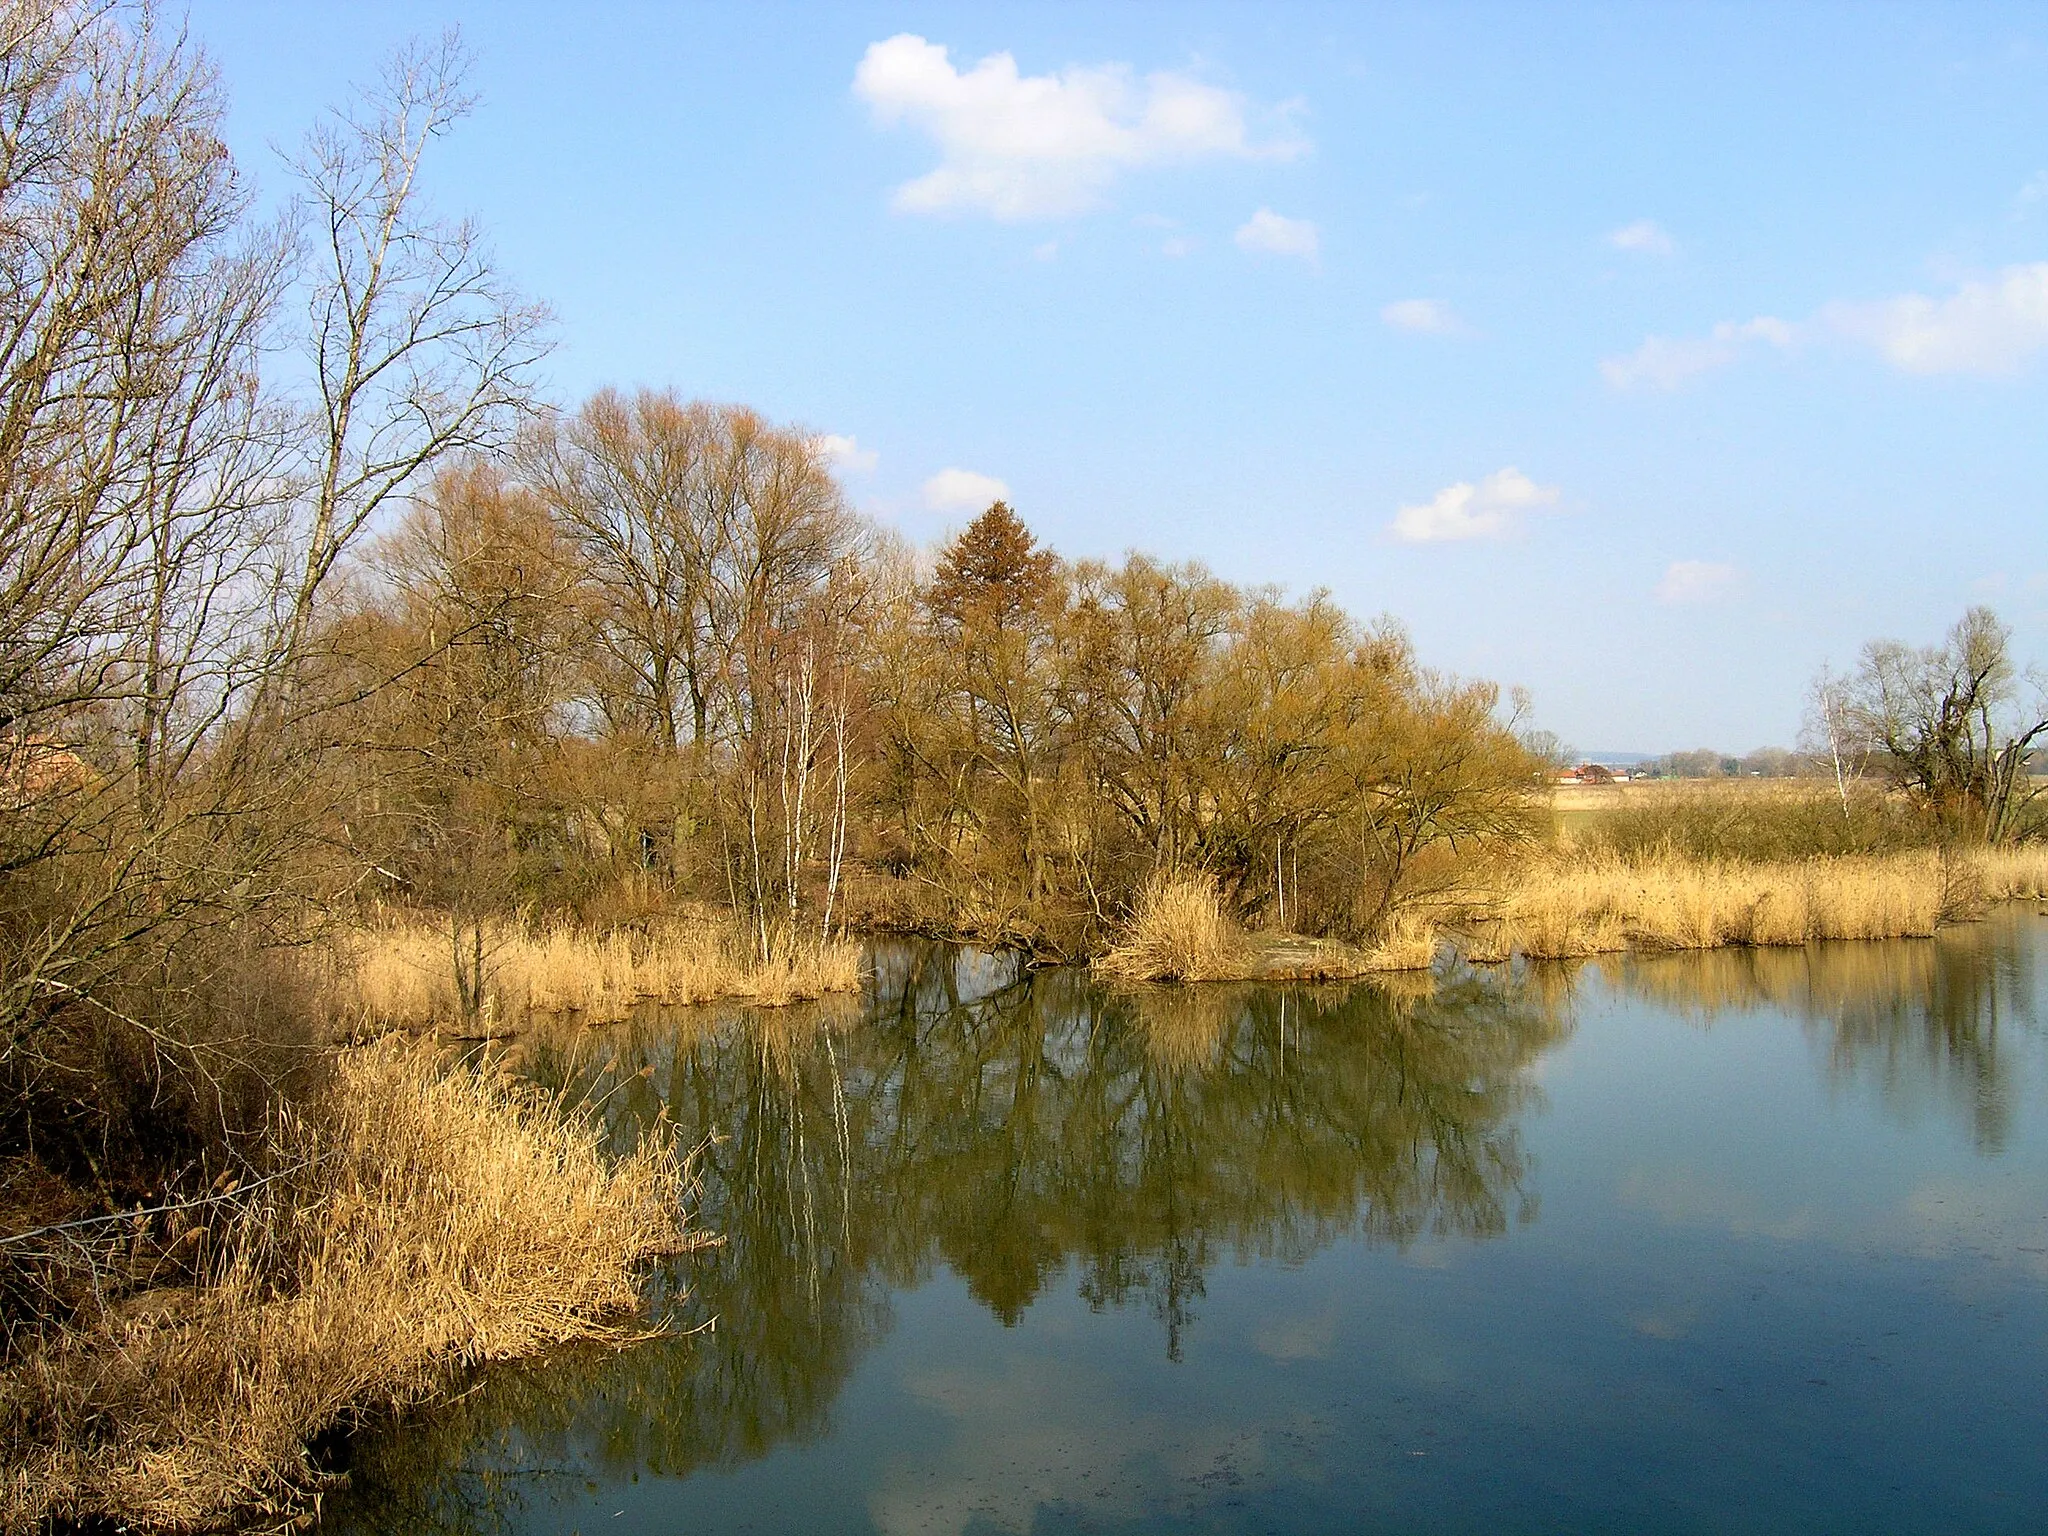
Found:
[1553,762,1628,786]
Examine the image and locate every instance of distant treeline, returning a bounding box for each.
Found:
[1638,747,1816,778]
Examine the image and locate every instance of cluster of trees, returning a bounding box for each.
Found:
[332,474,1543,962]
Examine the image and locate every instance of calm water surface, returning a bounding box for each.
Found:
[329,911,2048,1535]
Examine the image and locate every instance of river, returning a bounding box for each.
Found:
[326,909,2048,1534]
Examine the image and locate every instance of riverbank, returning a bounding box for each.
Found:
[1454,844,2048,962]
[322,913,865,1035]
[1,1040,695,1534]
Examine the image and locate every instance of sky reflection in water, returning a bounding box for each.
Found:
[328,911,2048,1535]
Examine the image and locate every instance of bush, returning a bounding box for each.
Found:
[1096,874,1246,982]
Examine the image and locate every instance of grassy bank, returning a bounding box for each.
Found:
[324,912,864,1033]
[0,1040,695,1533]
[1452,844,2048,962]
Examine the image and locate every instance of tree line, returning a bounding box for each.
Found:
[332,454,1545,964]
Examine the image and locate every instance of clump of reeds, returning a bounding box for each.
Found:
[1359,910,1442,972]
[1096,873,1246,982]
[326,913,864,1032]
[0,1039,694,1532]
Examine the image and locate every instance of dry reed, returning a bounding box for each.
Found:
[1458,846,2048,963]
[1096,874,1247,982]
[1,1039,695,1532]
[1974,844,2048,901]
[326,913,864,1032]
[1358,910,1443,972]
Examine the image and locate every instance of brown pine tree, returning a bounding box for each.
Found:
[928,502,1058,634]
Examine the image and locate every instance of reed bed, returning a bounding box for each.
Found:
[0,1039,694,1533]
[328,914,865,1032]
[1974,844,2048,900]
[1457,847,2046,962]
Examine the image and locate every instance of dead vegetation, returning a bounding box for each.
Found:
[1095,874,1248,982]
[1457,844,2048,963]
[321,912,865,1033]
[1094,836,2048,981]
[1095,875,1444,983]
[0,1039,695,1533]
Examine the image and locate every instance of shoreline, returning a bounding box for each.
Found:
[1085,846,2048,985]
[3,1041,697,1535]
[13,850,2048,1530]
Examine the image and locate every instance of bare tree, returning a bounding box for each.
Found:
[282,28,549,668]
[1839,607,2048,843]
[0,1,309,1197]
[520,390,721,749]
[1801,663,1865,820]
[0,11,551,1223]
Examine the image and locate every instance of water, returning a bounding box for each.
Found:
[328,911,2048,1535]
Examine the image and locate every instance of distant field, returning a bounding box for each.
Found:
[1549,776,1824,814]
[1550,775,1836,838]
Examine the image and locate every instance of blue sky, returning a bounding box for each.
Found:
[185,2,2048,753]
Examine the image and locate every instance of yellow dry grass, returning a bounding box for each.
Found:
[0,1039,694,1533]
[1096,873,1247,982]
[1974,844,2048,900]
[1459,846,2048,962]
[1358,910,1443,972]
[326,913,865,1031]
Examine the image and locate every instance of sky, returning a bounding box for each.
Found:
[181,1,2048,754]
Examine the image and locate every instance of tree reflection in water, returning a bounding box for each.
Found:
[328,945,1567,1532]
[1600,906,2042,1153]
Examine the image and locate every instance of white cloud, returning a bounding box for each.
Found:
[1160,235,1194,258]
[1605,263,2048,388]
[923,467,1010,512]
[1234,207,1319,262]
[2015,172,2048,215]
[1389,467,1560,543]
[1601,316,1795,390]
[1031,239,1060,262]
[1818,263,2048,375]
[1655,559,1739,604]
[853,34,1305,221]
[1380,298,1466,335]
[1608,219,1676,256]
[814,433,878,474]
